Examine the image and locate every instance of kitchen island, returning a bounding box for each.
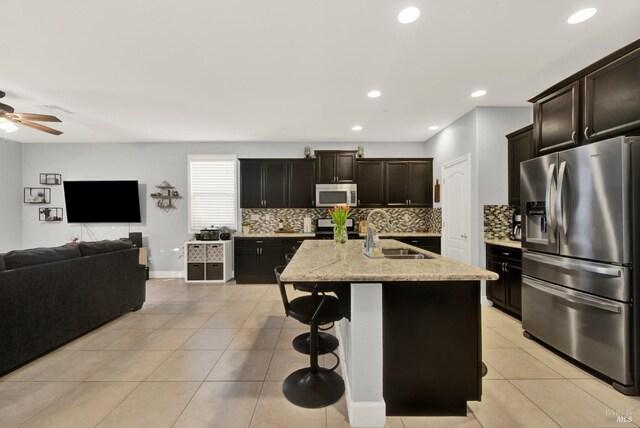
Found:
[281,239,497,428]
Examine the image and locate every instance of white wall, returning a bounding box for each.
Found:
[425,106,532,297]
[0,138,23,252]
[20,140,427,273]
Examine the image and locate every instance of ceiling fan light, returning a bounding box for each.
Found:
[0,118,18,133]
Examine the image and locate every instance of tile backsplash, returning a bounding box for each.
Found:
[484,205,516,240]
[242,208,441,234]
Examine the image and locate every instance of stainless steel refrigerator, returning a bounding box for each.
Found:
[520,136,640,394]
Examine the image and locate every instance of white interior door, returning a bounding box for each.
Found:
[442,155,471,263]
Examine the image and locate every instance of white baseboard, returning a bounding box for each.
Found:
[480,296,493,307]
[334,322,386,428]
[150,271,184,279]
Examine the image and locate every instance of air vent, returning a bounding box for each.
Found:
[40,105,74,114]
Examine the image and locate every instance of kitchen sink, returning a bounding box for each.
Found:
[380,248,433,259]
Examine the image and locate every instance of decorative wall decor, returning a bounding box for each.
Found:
[24,187,51,204]
[39,173,62,185]
[39,207,63,222]
[150,181,182,212]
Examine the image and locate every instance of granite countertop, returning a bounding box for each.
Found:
[235,232,441,239]
[281,239,497,283]
[484,239,522,249]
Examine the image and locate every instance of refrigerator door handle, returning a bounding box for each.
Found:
[557,161,569,244]
[524,276,622,314]
[524,252,623,277]
[545,163,557,243]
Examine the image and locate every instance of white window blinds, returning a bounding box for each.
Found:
[188,155,238,233]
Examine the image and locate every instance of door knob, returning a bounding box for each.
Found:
[461,234,468,238]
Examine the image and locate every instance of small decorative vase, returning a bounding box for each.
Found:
[242,226,251,234]
[334,224,348,244]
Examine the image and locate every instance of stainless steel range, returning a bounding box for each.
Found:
[314,217,360,240]
[520,136,640,394]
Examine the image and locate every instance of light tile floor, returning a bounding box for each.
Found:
[2,279,640,427]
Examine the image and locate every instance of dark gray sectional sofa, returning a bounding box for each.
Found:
[0,240,146,375]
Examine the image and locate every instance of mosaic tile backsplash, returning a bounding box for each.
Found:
[484,205,516,240]
[242,208,442,234]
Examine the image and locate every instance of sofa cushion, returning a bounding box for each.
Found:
[0,254,5,271]
[3,245,81,270]
[78,240,133,257]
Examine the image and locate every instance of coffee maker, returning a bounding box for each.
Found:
[510,209,522,241]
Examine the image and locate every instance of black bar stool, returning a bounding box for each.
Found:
[275,266,345,408]
[282,250,339,355]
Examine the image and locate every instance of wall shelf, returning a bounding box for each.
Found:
[24,187,51,204]
[39,173,62,185]
[39,207,63,222]
[150,181,182,212]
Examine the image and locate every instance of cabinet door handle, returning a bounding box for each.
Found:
[584,127,590,140]
[260,248,263,255]
[256,248,259,255]
[571,131,576,143]
[256,241,263,244]
[296,240,303,244]
[502,252,510,256]
[411,240,419,243]
[358,199,360,205]
[409,199,412,206]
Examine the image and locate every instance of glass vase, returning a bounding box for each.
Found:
[334,224,348,244]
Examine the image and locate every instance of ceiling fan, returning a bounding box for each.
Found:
[0,91,63,135]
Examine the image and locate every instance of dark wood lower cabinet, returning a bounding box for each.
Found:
[393,237,441,254]
[383,281,481,415]
[485,244,522,318]
[234,239,283,284]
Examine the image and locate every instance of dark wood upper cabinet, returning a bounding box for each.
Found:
[240,161,263,208]
[385,161,410,207]
[384,160,433,207]
[533,81,580,156]
[506,125,533,207]
[314,150,356,183]
[262,161,288,208]
[241,159,315,209]
[529,39,640,154]
[356,160,385,207]
[288,160,316,208]
[407,162,433,207]
[584,46,640,142]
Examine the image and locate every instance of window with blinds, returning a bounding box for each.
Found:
[188,155,238,233]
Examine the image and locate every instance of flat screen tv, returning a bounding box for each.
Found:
[64,180,142,223]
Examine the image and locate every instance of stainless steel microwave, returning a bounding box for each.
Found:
[315,183,358,207]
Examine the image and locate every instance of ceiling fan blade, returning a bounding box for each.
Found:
[15,119,63,135]
[11,113,61,122]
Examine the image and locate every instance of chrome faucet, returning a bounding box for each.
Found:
[364,209,390,257]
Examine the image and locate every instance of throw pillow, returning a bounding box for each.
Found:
[78,240,134,257]
[3,245,81,270]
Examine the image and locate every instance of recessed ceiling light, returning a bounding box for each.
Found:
[471,89,487,98]
[567,8,597,24]
[429,126,439,131]
[367,90,382,98]
[398,7,420,24]
[352,125,363,131]
[0,118,18,133]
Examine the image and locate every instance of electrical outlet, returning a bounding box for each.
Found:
[251,214,260,221]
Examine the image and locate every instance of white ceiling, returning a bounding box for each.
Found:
[2,0,640,144]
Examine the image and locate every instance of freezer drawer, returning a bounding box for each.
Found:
[522,275,632,385]
[522,252,631,302]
